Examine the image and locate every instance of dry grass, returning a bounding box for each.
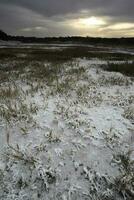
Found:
[99,73,131,86]
[123,105,134,121]
[1,47,134,62]
[101,61,134,76]
[0,45,134,200]
[113,150,134,199]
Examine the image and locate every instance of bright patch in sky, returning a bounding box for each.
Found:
[108,23,134,30]
[69,16,107,31]
[78,17,106,27]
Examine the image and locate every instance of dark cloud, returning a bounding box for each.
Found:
[0,0,134,37]
[1,0,134,18]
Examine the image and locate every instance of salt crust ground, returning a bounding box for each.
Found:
[0,48,134,200]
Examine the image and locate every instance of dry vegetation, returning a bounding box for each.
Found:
[0,45,134,200]
[102,61,134,76]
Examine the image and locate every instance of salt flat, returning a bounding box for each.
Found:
[0,45,134,200]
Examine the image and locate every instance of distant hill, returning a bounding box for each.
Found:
[0,29,134,46]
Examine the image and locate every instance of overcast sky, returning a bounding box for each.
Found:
[0,0,134,37]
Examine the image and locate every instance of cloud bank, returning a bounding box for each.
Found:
[0,0,134,37]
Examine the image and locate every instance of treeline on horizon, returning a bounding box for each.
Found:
[0,30,134,46]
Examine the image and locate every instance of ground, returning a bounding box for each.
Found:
[0,43,134,200]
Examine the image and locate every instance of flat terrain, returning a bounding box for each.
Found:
[0,44,134,200]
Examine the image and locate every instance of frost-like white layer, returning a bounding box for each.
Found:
[0,49,134,200]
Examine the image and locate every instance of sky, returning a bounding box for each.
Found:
[0,0,134,38]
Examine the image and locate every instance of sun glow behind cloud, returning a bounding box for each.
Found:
[0,0,134,37]
[77,17,106,27]
[65,16,134,37]
[19,14,134,37]
[2,4,133,38]
[68,16,107,32]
